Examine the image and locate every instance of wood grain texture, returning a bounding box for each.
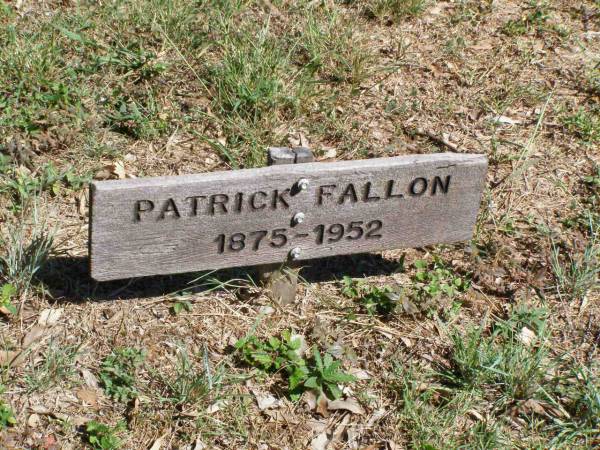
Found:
[90,153,487,281]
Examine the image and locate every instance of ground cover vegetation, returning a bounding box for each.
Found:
[0,0,599,448]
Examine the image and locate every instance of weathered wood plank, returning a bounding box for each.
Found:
[89,153,487,281]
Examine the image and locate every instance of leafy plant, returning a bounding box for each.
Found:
[99,347,146,403]
[235,331,355,400]
[0,386,16,429]
[236,330,308,398]
[305,348,356,400]
[502,2,550,36]
[412,258,469,301]
[341,276,398,316]
[0,162,89,212]
[0,283,17,315]
[170,299,192,315]
[562,107,600,144]
[364,0,427,21]
[84,420,125,450]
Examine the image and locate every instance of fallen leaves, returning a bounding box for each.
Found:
[327,398,365,415]
[94,160,132,180]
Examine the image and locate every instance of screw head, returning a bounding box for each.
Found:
[293,212,305,224]
[297,178,309,191]
[289,247,301,260]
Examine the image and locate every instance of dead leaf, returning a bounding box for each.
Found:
[193,438,207,450]
[39,434,59,450]
[490,115,521,125]
[348,368,371,380]
[315,394,329,417]
[303,390,317,410]
[519,398,546,416]
[81,369,99,388]
[306,419,328,434]
[518,327,536,346]
[27,413,41,428]
[22,326,47,347]
[207,399,228,414]
[327,398,365,415]
[149,435,166,450]
[38,308,63,327]
[299,133,309,148]
[311,432,329,450]
[402,298,419,315]
[94,161,127,180]
[400,336,413,348]
[76,388,98,406]
[76,190,88,217]
[251,389,280,410]
[0,350,19,365]
[321,147,337,159]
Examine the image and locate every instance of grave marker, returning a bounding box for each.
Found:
[89,152,487,281]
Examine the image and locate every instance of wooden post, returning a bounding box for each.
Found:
[259,147,314,305]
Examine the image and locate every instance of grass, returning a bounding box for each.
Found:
[551,214,599,303]
[25,341,79,393]
[0,203,53,300]
[156,344,215,407]
[1,0,599,447]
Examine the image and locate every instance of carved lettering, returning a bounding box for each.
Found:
[363,181,381,202]
[317,184,336,205]
[209,194,229,215]
[385,180,403,199]
[159,198,181,219]
[271,189,290,209]
[250,191,267,210]
[134,200,154,222]
[234,192,244,213]
[185,195,206,216]
[409,177,428,196]
[339,183,358,204]
[431,175,451,195]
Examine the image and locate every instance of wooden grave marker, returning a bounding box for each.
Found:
[89,152,487,281]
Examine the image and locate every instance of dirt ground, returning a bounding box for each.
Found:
[0,0,599,449]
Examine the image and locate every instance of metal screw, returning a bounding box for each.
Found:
[289,247,301,260]
[297,178,309,191]
[293,212,305,224]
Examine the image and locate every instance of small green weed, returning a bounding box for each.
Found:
[236,330,308,399]
[502,2,550,36]
[562,107,600,144]
[304,347,356,400]
[235,331,355,400]
[0,283,17,315]
[99,347,146,403]
[551,365,600,445]
[363,0,427,21]
[170,299,192,315]
[412,258,469,302]
[341,276,397,316]
[84,420,125,450]
[443,305,550,401]
[0,162,89,212]
[0,386,16,429]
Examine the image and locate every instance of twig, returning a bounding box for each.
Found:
[409,127,460,151]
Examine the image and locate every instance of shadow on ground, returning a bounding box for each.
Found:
[41,252,404,303]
